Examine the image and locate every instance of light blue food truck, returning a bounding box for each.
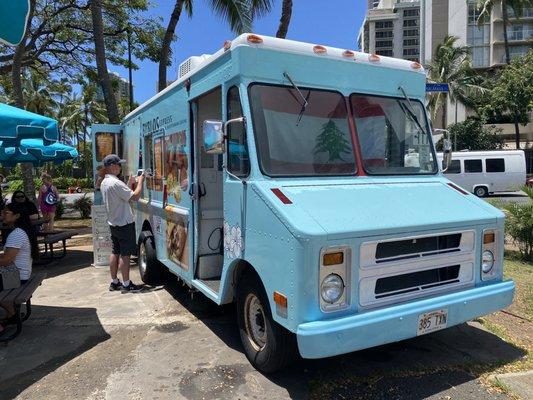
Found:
[92,34,514,373]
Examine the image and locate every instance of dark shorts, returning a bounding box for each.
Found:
[110,223,137,256]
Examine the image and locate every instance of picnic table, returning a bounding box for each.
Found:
[0,272,46,342]
[37,230,78,261]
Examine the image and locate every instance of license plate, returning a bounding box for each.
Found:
[417,309,448,336]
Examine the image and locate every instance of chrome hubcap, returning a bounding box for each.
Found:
[139,242,147,275]
[244,293,267,351]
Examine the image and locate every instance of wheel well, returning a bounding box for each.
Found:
[473,185,488,193]
[229,259,262,301]
[141,220,152,234]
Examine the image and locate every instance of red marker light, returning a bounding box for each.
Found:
[271,188,292,204]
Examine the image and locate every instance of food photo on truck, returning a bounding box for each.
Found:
[91,34,514,373]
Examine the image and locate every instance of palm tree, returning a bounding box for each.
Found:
[426,35,488,137]
[22,71,61,116]
[476,0,533,149]
[158,0,274,92]
[276,0,293,38]
[59,84,106,176]
[90,0,120,124]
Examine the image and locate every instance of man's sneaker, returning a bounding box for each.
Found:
[109,281,123,291]
[121,282,143,293]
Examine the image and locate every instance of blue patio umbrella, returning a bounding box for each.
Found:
[0,138,78,167]
[0,103,59,146]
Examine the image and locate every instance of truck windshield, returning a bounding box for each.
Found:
[249,84,356,176]
[350,94,437,175]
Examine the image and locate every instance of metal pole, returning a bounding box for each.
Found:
[127,27,134,112]
[420,0,425,64]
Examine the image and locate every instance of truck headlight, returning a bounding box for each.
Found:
[321,274,344,304]
[481,250,494,273]
[481,229,499,281]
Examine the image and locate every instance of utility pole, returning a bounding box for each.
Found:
[420,0,425,65]
[127,26,134,112]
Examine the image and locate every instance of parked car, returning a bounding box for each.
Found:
[526,176,533,188]
[437,150,526,197]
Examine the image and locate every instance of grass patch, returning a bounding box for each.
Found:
[503,257,532,322]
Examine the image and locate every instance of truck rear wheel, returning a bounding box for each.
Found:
[236,273,297,373]
[138,231,166,285]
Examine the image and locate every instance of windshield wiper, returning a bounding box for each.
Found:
[283,72,309,126]
[397,86,428,138]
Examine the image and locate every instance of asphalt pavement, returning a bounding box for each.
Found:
[0,246,525,400]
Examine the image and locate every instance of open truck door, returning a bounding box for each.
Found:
[91,124,123,206]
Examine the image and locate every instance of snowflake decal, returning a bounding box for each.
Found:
[224,221,244,259]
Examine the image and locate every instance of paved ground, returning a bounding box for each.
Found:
[487,191,530,204]
[0,246,527,400]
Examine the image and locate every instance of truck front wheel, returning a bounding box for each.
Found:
[236,274,297,373]
[138,231,166,285]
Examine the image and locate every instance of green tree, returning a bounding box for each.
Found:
[476,0,533,148]
[314,120,352,162]
[158,0,273,92]
[438,118,504,151]
[489,51,533,148]
[502,186,533,262]
[426,35,488,131]
[276,0,293,38]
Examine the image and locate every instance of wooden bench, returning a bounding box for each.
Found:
[38,230,78,261]
[0,272,46,343]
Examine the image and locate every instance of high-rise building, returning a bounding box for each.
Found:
[358,0,421,62]
[359,0,532,130]
[424,0,532,68]
[361,1,532,67]
[96,71,131,103]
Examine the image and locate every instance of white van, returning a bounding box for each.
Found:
[437,150,526,197]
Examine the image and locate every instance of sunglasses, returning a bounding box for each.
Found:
[14,195,25,199]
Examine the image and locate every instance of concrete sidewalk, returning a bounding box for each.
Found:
[0,246,527,399]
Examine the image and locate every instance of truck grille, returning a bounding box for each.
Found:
[375,265,460,299]
[375,233,461,263]
[359,230,476,308]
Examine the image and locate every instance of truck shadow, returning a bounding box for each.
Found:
[270,323,526,399]
[162,278,526,399]
[0,305,110,400]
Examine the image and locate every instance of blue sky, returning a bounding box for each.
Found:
[112,0,367,104]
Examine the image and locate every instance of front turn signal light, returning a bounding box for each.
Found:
[323,251,344,266]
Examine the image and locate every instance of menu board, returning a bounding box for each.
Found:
[91,205,112,267]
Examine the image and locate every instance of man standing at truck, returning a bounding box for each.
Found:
[100,154,145,293]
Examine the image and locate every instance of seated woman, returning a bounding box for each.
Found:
[0,203,39,334]
[10,191,39,220]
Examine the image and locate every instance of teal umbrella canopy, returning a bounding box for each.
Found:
[0,103,59,146]
[0,138,78,167]
[0,0,30,46]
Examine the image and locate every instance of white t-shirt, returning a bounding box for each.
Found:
[5,227,32,280]
[100,174,135,226]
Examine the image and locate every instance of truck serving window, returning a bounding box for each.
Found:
[350,95,437,175]
[249,84,356,176]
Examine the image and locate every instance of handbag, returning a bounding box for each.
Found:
[0,265,21,291]
[44,185,58,206]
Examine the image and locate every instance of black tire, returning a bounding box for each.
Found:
[236,272,298,373]
[474,186,488,198]
[76,187,83,193]
[138,231,166,285]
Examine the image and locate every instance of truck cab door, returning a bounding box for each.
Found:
[222,86,250,260]
[92,124,123,205]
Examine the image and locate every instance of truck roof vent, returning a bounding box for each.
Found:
[178,54,211,79]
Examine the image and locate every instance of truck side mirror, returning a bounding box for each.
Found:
[203,120,225,154]
[442,138,452,171]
